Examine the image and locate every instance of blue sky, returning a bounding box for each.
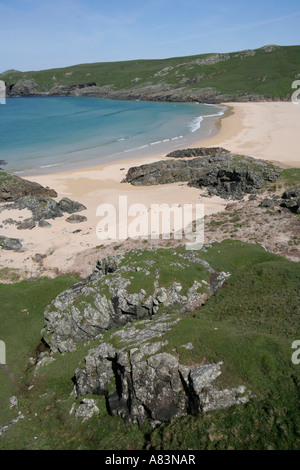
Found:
[1,0,300,71]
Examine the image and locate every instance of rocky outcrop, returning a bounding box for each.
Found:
[166,147,230,158]
[123,152,282,200]
[8,79,39,96]
[73,314,250,426]
[1,195,63,220]
[67,86,271,104]
[66,214,87,224]
[57,197,86,214]
[41,249,230,354]
[280,187,300,214]
[0,235,22,251]
[17,218,36,230]
[48,82,97,96]
[0,193,87,223]
[37,247,255,427]
[0,171,57,202]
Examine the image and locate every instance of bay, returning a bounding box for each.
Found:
[0,96,226,174]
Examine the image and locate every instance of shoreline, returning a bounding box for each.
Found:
[4,100,226,177]
[1,100,300,279]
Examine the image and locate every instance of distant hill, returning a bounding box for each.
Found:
[2,45,300,102]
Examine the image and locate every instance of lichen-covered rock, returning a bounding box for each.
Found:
[1,193,87,222]
[0,235,23,251]
[10,79,39,96]
[41,250,229,354]
[11,196,63,220]
[73,318,251,426]
[0,171,57,202]
[58,197,87,214]
[17,217,36,230]
[74,398,100,423]
[123,152,282,200]
[166,147,230,158]
[66,214,87,223]
[281,187,300,214]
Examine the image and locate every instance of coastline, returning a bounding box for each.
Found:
[3,99,226,177]
[1,100,300,278]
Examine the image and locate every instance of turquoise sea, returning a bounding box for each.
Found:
[0,97,226,175]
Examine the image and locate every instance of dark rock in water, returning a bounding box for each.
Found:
[17,218,36,230]
[66,214,87,223]
[58,197,87,214]
[123,152,282,200]
[166,147,230,158]
[38,219,52,228]
[0,171,57,202]
[0,236,23,251]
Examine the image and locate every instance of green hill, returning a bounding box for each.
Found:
[2,45,300,102]
[0,241,299,450]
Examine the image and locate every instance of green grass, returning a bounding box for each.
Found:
[0,268,26,283]
[281,169,300,188]
[0,241,299,449]
[149,241,300,449]
[2,45,300,99]
[195,240,300,338]
[0,171,18,185]
[265,168,300,193]
[0,275,79,427]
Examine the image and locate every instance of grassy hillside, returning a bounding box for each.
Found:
[0,241,299,450]
[1,45,300,100]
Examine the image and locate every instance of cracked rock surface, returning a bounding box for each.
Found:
[74,313,251,426]
[42,249,229,354]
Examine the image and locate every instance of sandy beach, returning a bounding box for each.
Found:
[1,101,300,279]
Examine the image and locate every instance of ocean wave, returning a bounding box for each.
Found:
[40,162,65,168]
[188,105,226,133]
[188,116,204,132]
